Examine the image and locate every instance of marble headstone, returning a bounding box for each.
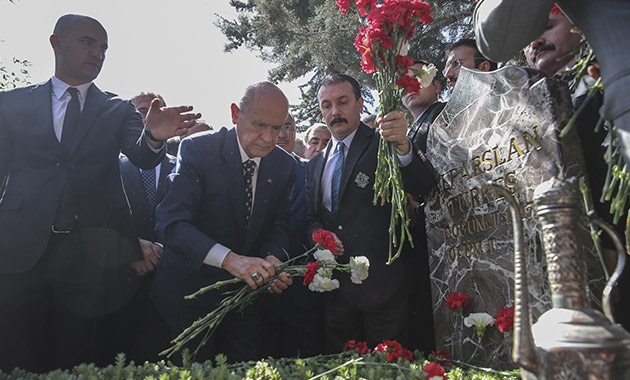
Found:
[424,66,605,368]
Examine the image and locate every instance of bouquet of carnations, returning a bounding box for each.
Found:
[160,229,370,358]
[336,0,433,264]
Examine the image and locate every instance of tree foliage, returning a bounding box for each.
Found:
[0,57,31,91]
[216,0,476,125]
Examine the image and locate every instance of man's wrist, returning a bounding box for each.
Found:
[144,126,164,143]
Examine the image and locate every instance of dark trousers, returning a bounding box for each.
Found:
[324,284,409,353]
[0,231,138,373]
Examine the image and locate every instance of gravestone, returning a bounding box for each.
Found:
[424,66,605,369]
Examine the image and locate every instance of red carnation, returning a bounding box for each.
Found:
[430,349,453,367]
[396,72,420,94]
[342,339,369,355]
[303,261,318,286]
[422,362,446,379]
[494,306,515,333]
[444,292,469,313]
[312,229,337,252]
[335,0,352,14]
[373,340,414,362]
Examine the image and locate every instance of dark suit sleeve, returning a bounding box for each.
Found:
[305,156,325,244]
[154,138,217,270]
[401,146,437,196]
[120,100,165,170]
[0,92,10,187]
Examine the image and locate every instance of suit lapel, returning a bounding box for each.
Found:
[156,156,175,202]
[339,123,373,204]
[220,129,249,242]
[32,81,64,157]
[69,83,108,157]
[245,152,277,249]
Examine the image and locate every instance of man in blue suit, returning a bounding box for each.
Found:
[0,14,200,372]
[150,82,295,363]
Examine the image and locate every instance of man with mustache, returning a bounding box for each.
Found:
[475,0,630,166]
[305,73,436,352]
[150,82,295,363]
[523,5,581,78]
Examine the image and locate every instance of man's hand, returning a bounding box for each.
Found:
[139,238,162,266]
[131,238,164,276]
[265,255,293,294]
[329,232,345,257]
[377,110,411,155]
[145,98,201,143]
[221,251,277,290]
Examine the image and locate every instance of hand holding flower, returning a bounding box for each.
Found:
[221,251,276,290]
[377,110,411,155]
[264,255,293,294]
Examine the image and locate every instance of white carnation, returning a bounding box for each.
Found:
[308,273,340,292]
[314,249,337,266]
[418,63,437,88]
[464,312,494,328]
[349,256,370,284]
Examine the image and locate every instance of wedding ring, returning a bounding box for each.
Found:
[251,272,261,282]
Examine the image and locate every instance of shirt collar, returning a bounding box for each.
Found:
[331,127,358,153]
[236,132,262,167]
[51,76,92,101]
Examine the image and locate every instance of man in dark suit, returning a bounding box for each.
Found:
[263,113,325,358]
[113,92,177,362]
[305,73,437,352]
[150,82,295,363]
[402,60,445,353]
[0,14,200,373]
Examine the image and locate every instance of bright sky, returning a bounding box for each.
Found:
[0,0,304,130]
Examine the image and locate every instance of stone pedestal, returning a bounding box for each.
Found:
[424,66,605,368]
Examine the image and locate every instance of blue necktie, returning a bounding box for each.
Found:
[61,87,80,155]
[331,142,345,214]
[243,160,257,228]
[141,168,157,208]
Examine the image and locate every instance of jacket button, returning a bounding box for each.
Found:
[337,225,343,231]
[52,196,59,201]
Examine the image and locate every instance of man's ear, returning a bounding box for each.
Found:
[478,60,491,72]
[230,103,239,125]
[49,35,61,53]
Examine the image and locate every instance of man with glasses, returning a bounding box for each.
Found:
[443,38,497,92]
[263,113,325,357]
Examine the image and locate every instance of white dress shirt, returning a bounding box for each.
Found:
[203,135,261,268]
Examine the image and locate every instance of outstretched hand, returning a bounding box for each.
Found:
[145,98,201,141]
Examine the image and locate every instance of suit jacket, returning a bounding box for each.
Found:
[305,123,436,304]
[288,152,309,258]
[120,154,176,242]
[407,101,446,154]
[150,127,296,331]
[0,80,164,274]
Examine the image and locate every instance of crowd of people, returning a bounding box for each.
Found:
[1,1,629,373]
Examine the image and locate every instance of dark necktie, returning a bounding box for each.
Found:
[141,168,157,208]
[61,87,80,154]
[243,160,257,228]
[331,142,345,214]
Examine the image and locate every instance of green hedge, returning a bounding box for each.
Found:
[0,351,520,380]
